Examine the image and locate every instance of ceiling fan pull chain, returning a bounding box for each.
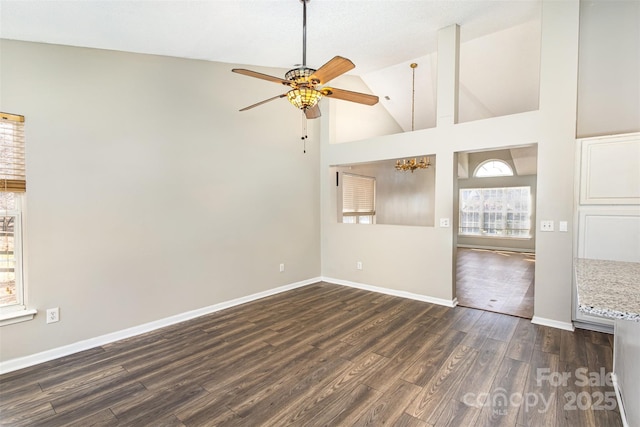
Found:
[301,112,308,153]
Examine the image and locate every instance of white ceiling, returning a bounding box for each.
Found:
[1,0,540,75]
[1,0,543,139]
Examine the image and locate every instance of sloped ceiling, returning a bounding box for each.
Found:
[0,0,542,125]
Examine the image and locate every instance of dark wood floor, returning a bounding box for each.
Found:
[0,283,621,426]
[456,248,535,319]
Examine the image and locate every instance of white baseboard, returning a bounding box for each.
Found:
[531,315,575,331]
[0,277,320,374]
[322,277,457,308]
[457,244,535,254]
[3,276,545,374]
[573,320,614,334]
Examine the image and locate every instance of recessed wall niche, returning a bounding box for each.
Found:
[336,156,436,227]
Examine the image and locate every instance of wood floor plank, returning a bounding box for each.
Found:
[518,350,559,427]
[559,329,589,366]
[173,388,236,426]
[405,344,479,424]
[433,398,481,427]
[394,413,432,426]
[0,382,43,410]
[48,368,133,413]
[369,316,438,359]
[226,350,352,424]
[352,379,422,426]
[458,309,509,349]
[139,338,274,391]
[110,383,207,426]
[206,343,319,407]
[65,408,120,427]
[487,312,520,342]
[225,345,321,417]
[448,306,485,333]
[0,282,621,427]
[0,400,55,427]
[555,360,599,427]
[535,325,562,355]
[401,330,467,387]
[453,338,509,406]
[361,329,441,393]
[306,382,382,426]
[32,381,148,427]
[506,318,537,363]
[265,351,388,426]
[476,357,530,426]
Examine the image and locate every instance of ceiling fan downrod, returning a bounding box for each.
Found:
[231,0,377,119]
[302,0,309,67]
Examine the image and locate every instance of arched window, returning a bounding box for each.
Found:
[474,160,513,177]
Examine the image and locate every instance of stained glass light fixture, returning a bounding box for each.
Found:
[286,88,323,110]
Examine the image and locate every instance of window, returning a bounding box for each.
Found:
[0,193,24,309]
[459,187,531,237]
[1,112,30,322]
[342,173,375,224]
[474,160,513,177]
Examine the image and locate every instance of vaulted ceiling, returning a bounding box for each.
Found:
[0,0,542,131]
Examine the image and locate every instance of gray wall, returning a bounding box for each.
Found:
[0,40,321,362]
[337,158,436,227]
[577,0,640,137]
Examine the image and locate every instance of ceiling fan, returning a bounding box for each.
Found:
[231,0,379,119]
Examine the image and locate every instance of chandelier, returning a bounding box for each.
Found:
[396,63,431,173]
[395,157,432,173]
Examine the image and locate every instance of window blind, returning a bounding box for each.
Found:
[0,113,26,193]
[342,173,375,215]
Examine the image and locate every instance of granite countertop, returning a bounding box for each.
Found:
[575,258,640,322]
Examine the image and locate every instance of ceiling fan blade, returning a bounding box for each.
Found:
[309,56,355,85]
[239,94,286,111]
[232,68,291,86]
[321,87,379,106]
[304,105,321,119]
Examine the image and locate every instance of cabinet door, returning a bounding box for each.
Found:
[577,208,640,263]
[579,133,640,205]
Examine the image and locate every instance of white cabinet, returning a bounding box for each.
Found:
[574,133,640,331]
[580,134,640,204]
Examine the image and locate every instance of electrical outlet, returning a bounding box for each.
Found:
[279,263,285,273]
[356,261,363,270]
[540,220,554,232]
[46,307,59,324]
[439,218,450,227]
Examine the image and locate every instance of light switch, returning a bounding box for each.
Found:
[559,221,568,232]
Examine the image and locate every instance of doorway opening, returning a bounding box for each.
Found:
[453,145,537,319]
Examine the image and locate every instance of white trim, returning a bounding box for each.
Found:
[0,277,319,374]
[322,276,458,308]
[531,315,575,331]
[457,244,535,253]
[473,159,514,177]
[611,373,629,427]
[573,320,614,334]
[0,308,37,326]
